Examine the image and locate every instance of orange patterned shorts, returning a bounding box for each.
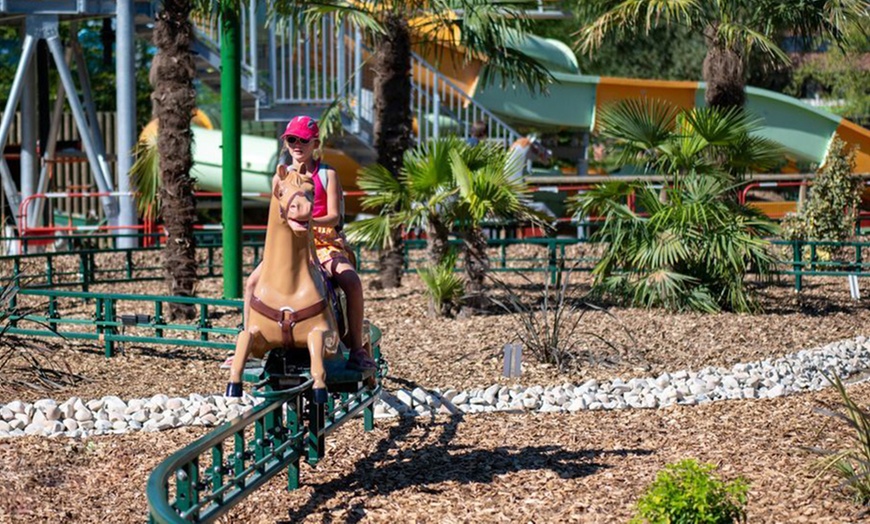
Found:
[312,226,356,268]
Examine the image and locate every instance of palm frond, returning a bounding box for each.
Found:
[357,163,408,210]
[575,0,701,54]
[597,98,679,156]
[130,133,160,218]
[716,21,790,65]
[343,214,394,249]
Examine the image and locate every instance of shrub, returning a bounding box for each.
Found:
[632,459,749,524]
[488,263,635,371]
[573,176,778,313]
[806,374,870,505]
[417,250,464,318]
[781,136,862,244]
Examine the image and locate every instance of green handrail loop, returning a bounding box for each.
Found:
[147,379,313,524]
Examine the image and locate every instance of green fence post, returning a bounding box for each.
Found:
[154,301,164,339]
[548,240,557,286]
[103,298,116,357]
[199,304,210,342]
[793,240,803,292]
[125,250,133,279]
[287,395,302,490]
[211,443,225,505]
[174,459,199,519]
[79,252,89,292]
[13,257,20,288]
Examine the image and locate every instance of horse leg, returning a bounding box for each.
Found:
[230,327,259,383]
[307,328,337,404]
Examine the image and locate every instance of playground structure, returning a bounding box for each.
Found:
[3,1,870,249]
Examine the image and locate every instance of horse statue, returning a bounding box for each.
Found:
[225,164,342,402]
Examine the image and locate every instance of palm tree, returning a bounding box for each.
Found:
[349,137,509,266]
[150,0,198,319]
[575,0,865,108]
[348,137,537,314]
[449,147,537,312]
[596,98,782,184]
[272,0,552,288]
[570,99,782,312]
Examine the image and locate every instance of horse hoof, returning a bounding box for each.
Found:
[225,382,243,397]
[312,388,328,404]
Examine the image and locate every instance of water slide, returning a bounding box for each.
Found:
[189,31,870,213]
[463,34,870,173]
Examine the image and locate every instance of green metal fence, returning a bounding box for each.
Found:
[6,288,242,356]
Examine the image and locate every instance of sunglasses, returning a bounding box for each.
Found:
[285,136,312,145]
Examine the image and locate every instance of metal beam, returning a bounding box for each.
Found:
[44,18,119,219]
[31,47,72,229]
[0,1,116,16]
[116,0,138,248]
[0,32,37,230]
[20,25,37,205]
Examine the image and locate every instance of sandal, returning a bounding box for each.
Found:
[346,348,376,371]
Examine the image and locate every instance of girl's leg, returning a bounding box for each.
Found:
[244,262,263,330]
[328,257,375,370]
[330,259,363,351]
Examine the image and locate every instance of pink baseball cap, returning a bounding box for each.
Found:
[281,116,319,141]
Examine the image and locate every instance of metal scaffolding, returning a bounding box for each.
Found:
[0,0,138,248]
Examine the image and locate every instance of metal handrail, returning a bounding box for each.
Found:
[409,50,520,147]
[147,380,313,524]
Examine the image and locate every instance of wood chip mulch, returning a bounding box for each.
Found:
[0,256,869,522]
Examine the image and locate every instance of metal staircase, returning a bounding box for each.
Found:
[188,2,530,162]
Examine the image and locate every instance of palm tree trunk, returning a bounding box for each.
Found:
[702,25,745,109]
[425,215,450,267]
[152,0,198,319]
[462,226,490,313]
[373,14,413,288]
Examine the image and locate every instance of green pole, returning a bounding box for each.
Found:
[221,10,243,298]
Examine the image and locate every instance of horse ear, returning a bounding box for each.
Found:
[297,163,308,176]
[277,164,289,180]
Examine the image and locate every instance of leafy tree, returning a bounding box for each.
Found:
[272,0,553,289]
[787,52,870,124]
[531,13,705,81]
[575,0,866,108]
[570,99,781,313]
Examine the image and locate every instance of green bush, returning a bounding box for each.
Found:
[417,250,464,318]
[574,176,778,313]
[781,136,862,264]
[632,459,749,524]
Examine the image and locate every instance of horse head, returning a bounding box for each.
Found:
[526,135,553,165]
[274,164,316,233]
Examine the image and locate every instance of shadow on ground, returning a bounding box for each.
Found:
[279,414,652,524]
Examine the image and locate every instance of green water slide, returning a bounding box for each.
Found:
[469,34,870,173]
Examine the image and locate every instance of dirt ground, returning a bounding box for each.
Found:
[0,259,869,522]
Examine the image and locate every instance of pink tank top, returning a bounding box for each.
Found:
[311,162,328,218]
